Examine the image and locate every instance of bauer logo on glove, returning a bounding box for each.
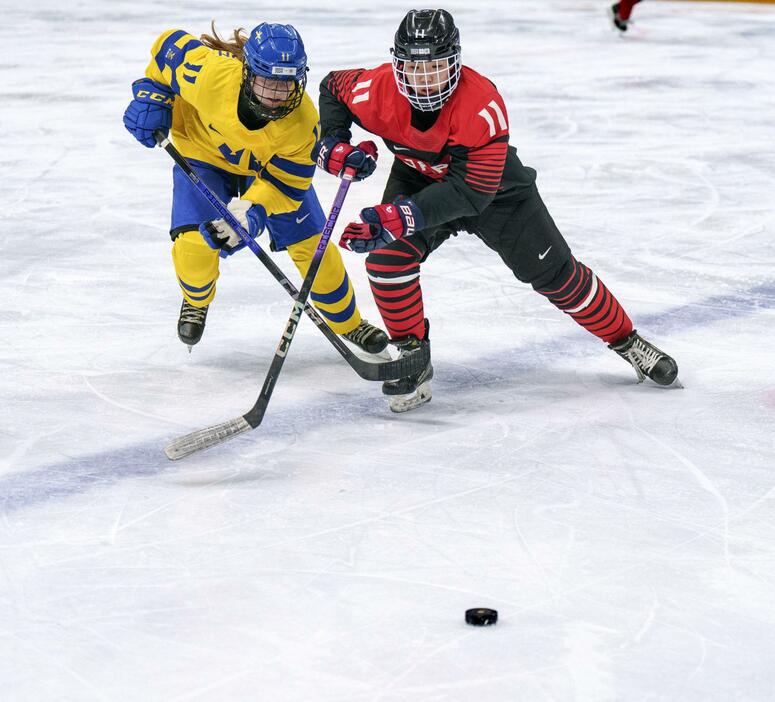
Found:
[339,198,424,254]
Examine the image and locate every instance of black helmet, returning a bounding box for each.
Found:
[391,9,462,112]
[393,9,460,61]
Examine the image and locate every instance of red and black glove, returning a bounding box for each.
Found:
[314,129,378,181]
[339,198,424,253]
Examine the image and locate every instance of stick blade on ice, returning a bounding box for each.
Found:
[164,417,252,460]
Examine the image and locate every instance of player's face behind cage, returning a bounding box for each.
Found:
[392,55,461,111]
[391,8,462,112]
[244,72,306,121]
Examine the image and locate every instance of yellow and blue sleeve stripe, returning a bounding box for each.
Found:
[244,156,315,216]
[261,155,316,203]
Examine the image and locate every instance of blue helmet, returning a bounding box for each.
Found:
[241,23,308,121]
[244,23,307,80]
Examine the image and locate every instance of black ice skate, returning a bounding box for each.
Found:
[609,330,678,386]
[177,299,209,351]
[342,319,389,356]
[610,3,628,32]
[382,331,433,413]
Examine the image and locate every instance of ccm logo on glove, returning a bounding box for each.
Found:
[123,78,176,148]
[134,89,173,106]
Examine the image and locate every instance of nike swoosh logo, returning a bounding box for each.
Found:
[208,123,222,134]
[393,145,412,152]
[538,245,552,260]
[295,213,311,224]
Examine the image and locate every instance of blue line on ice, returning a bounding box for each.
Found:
[2,282,773,514]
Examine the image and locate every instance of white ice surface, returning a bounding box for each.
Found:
[2,1,775,700]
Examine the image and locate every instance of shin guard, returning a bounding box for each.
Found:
[287,235,361,334]
[171,229,220,306]
[536,257,633,344]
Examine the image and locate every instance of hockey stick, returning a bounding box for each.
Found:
[164,161,354,459]
[153,131,428,383]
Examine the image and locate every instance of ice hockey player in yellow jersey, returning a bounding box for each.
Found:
[123,22,386,353]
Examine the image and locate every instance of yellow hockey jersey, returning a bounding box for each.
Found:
[144,29,319,217]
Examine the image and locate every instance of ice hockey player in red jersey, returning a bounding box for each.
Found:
[611,0,643,32]
[314,8,678,412]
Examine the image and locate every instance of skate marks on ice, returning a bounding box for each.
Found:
[4,276,775,515]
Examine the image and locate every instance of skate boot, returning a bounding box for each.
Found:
[177,299,209,350]
[342,319,389,355]
[610,3,628,31]
[609,330,678,386]
[382,330,433,413]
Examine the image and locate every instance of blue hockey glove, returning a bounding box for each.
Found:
[313,129,378,181]
[122,78,175,148]
[339,198,424,253]
[200,201,266,258]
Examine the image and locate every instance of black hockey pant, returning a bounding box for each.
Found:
[364,169,633,344]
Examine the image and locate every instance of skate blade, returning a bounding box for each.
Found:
[642,374,682,389]
[388,381,432,413]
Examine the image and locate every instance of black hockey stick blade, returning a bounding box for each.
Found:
[319,333,430,381]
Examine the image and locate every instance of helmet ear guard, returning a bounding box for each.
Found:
[241,22,308,121]
[391,9,462,112]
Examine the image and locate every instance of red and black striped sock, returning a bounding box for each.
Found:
[537,257,633,344]
[365,238,428,340]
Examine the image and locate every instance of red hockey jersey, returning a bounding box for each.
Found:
[319,63,536,229]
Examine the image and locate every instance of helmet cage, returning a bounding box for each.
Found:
[391,9,462,112]
[241,23,308,122]
[241,65,307,121]
[391,51,461,112]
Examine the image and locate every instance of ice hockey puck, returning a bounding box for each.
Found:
[465,608,498,626]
